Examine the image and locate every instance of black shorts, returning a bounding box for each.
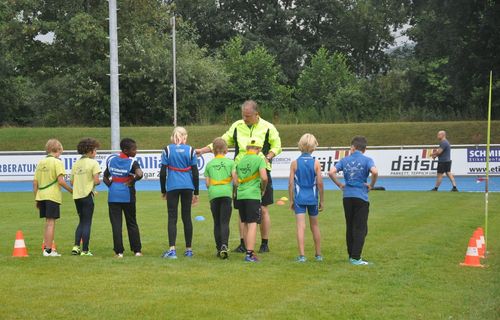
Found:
[38,200,60,219]
[437,161,452,174]
[238,199,262,223]
[261,170,274,206]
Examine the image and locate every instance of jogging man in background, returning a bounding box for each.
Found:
[196,100,282,253]
[431,130,458,192]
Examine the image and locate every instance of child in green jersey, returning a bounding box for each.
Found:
[204,138,235,259]
[234,139,268,262]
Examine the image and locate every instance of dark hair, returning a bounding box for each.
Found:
[77,138,100,155]
[120,138,136,151]
[351,136,367,151]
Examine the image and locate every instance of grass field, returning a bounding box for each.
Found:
[1,121,498,151]
[0,190,498,319]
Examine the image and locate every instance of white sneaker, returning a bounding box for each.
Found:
[43,250,61,257]
[115,253,124,258]
[134,252,143,257]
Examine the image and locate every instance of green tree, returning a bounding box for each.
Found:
[219,36,292,122]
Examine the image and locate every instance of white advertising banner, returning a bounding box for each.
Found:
[0,146,499,182]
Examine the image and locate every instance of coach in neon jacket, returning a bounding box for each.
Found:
[196,100,282,253]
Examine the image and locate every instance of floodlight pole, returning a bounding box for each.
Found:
[109,0,120,150]
[171,15,177,127]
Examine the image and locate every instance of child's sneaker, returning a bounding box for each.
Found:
[71,246,81,255]
[296,255,307,263]
[245,253,259,262]
[43,250,61,257]
[134,252,143,257]
[184,249,193,258]
[233,244,246,253]
[162,249,177,259]
[315,255,323,262]
[220,245,229,260]
[115,253,124,258]
[80,251,93,256]
[350,258,370,266]
[258,244,270,253]
[451,186,459,192]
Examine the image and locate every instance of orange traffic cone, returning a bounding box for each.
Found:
[12,230,29,257]
[41,240,57,251]
[460,236,484,268]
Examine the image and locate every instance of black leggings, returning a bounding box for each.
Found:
[167,189,193,247]
[109,202,142,254]
[74,194,94,251]
[343,197,369,260]
[210,197,232,250]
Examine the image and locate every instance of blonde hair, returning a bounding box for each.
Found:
[171,126,188,145]
[45,139,63,154]
[298,133,318,153]
[212,137,228,155]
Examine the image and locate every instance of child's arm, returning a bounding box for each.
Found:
[93,173,101,186]
[160,165,167,199]
[58,175,73,193]
[191,165,200,205]
[328,167,344,190]
[315,159,324,211]
[288,160,296,211]
[205,177,210,189]
[103,168,112,187]
[367,166,379,191]
[259,168,268,196]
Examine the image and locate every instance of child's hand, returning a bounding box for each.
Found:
[289,201,294,211]
[35,201,40,209]
[161,193,167,200]
[338,183,345,190]
[192,195,199,206]
[319,201,324,212]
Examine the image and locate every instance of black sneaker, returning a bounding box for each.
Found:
[451,186,458,192]
[430,187,438,191]
[220,245,229,259]
[232,244,246,253]
[259,244,270,253]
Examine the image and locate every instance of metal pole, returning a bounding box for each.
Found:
[172,15,177,127]
[484,70,493,254]
[109,0,120,150]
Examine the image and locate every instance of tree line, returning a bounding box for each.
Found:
[0,0,499,126]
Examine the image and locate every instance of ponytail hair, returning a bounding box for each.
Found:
[171,126,188,145]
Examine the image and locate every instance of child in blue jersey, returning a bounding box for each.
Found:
[288,134,324,262]
[160,127,199,259]
[103,138,144,258]
[328,136,378,266]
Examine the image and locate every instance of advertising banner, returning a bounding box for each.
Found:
[1,146,499,182]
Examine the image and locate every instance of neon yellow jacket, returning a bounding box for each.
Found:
[209,117,282,170]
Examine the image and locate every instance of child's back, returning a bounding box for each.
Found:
[35,156,65,203]
[162,143,197,192]
[107,153,139,203]
[236,152,266,200]
[294,153,318,205]
[205,156,234,200]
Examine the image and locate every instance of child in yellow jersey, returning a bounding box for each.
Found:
[70,138,102,256]
[33,139,73,257]
[204,138,235,259]
[234,139,268,262]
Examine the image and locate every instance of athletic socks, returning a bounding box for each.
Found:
[246,250,254,257]
[45,248,52,254]
[261,239,268,245]
[240,238,245,246]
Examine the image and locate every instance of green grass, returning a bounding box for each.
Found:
[1,121,498,150]
[0,191,498,319]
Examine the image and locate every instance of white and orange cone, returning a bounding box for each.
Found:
[460,236,484,268]
[12,230,29,257]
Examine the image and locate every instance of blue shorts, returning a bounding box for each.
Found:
[294,203,319,216]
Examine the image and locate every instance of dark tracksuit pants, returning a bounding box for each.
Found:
[167,189,193,247]
[74,193,95,252]
[109,202,142,254]
[343,197,369,260]
[210,197,232,250]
